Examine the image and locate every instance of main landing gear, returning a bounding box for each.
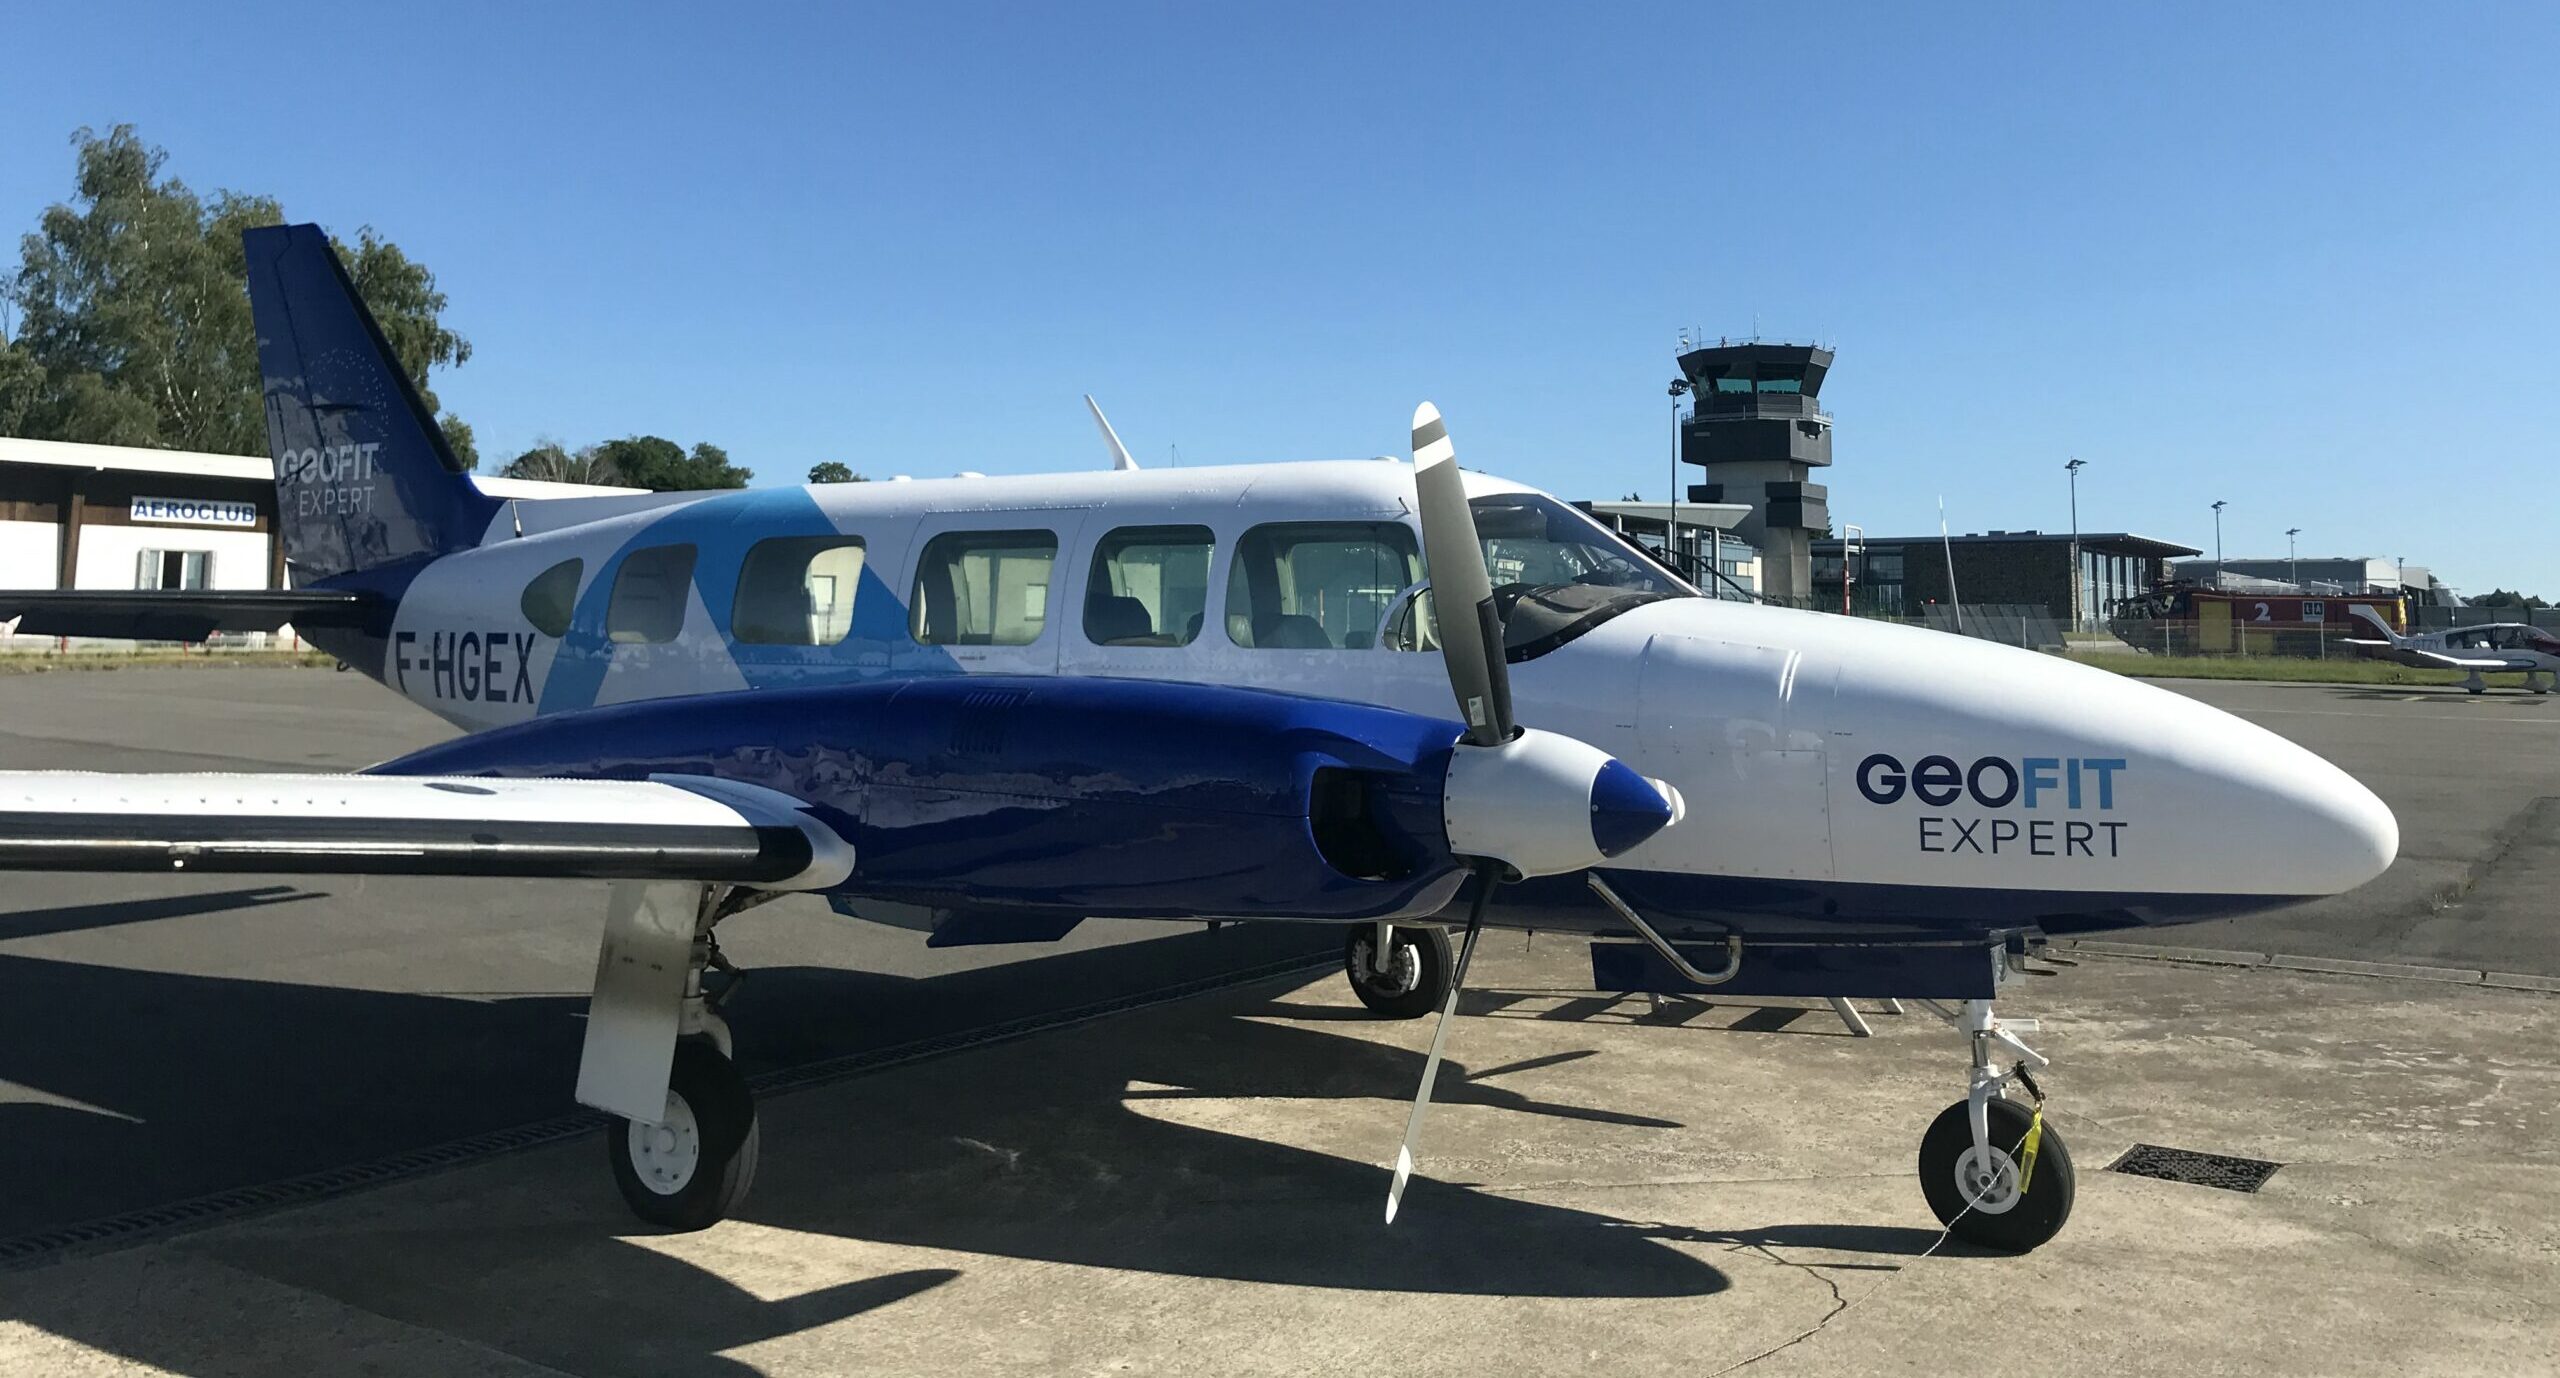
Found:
[580,880,777,1230]
[1345,922,1455,1019]
[1916,998,2075,1252]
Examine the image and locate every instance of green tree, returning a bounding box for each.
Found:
[4,126,475,463]
[2475,588,2549,610]
[595,434,750,490]
[500,438,622,486]
[807,460,864,484]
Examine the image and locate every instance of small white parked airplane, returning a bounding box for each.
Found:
[0,226,2400,1252]
[2345,604,2559,694]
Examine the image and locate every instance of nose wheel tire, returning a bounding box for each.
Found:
[609,1038,759,1231]
[1918,1096,2074,1253]
[1344,924,1454,1019]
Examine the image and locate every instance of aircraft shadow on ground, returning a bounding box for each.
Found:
[0,883,325,940]
[0,928,1755,1375]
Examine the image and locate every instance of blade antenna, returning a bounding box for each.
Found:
[1385,860,1500,1223]
[1085,395,1140,471]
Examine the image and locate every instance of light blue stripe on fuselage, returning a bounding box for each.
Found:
[537,486,962,715]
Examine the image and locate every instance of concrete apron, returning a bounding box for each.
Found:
[3,940,2553,1378]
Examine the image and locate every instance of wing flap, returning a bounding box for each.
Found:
[0,772,850,885]
[0,590,376,640]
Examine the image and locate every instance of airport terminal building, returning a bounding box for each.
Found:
[1811,529,2199,626]
[0,436,637,639]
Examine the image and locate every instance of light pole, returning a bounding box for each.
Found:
[2210,500,2228,584]
[2065,457,2087,628]
[1667,377,1691,586]
[2286,527,2301,587]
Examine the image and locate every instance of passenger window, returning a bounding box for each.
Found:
[605,544,697,644]
[520,558,582,638]
[1226,522,1419,649]
[1084,525,1213,647]
[910,530,1058,646]
[733,536,866,645]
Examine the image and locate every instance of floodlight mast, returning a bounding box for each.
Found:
[2065,457,2087,628]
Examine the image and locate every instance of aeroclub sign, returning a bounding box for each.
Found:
[130,496,258,528]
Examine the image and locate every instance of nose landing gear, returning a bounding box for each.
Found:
[1916,998,2075,1252]
[1344,922,1454,1019]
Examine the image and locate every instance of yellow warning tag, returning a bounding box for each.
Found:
[2017,1106,2047,1195]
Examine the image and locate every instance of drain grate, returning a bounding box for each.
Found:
[2108,1143,2283,1193]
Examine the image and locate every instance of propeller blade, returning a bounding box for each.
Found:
[1384,862,1498,1224]
[1411,403,1513,746]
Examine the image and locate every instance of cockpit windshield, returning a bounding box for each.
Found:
[1382,492,1695,659]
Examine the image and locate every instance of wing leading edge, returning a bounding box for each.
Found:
[0,771,853,887]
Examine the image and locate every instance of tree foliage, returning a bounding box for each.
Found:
[2474,588,2549,610]
[593,435,751,491]
[498,433,749,491]
[2,126,476,465]
[807,460,866,484]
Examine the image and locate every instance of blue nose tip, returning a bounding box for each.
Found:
[1589,758,1676,858]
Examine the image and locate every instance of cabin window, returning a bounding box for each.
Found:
[733,536,866,645]
[605,544,697,644]
[910,529,1057,646]
[520,558,583,637]
[1084,525,1213,647]
[1226,522,1419,649]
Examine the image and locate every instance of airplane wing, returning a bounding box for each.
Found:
[0,589,377,640]
[0,771,853,887]
[2389,647,2525,671]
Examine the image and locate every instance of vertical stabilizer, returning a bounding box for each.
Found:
[244,224,499,583]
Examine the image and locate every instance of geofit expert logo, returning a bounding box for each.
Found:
[1855,752,2129,858]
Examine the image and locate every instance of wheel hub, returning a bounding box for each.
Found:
[1354,936,1422,996]
[1954,1145,2021,1214]
[628,1091,702,1195]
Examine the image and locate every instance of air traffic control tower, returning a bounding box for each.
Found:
[1677,342,1833,604]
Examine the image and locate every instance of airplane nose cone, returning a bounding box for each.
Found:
[2275,749,2400,894]
[1589,757,1678,858]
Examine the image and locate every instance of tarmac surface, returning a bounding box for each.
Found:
[0,667,2553,1375]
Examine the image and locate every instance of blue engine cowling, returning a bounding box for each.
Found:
[372,675,1481,923]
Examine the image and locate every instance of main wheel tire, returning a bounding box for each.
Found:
[1917,1096,2074,1253]
[1344,925,1453,1019]
[609,1038,760,1231]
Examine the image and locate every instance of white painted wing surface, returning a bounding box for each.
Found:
[0,771,853,887]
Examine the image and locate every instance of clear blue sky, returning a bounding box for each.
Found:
[6,3,2555,594]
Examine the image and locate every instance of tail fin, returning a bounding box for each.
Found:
[244,224,499,583]
[2347,603,2403,642]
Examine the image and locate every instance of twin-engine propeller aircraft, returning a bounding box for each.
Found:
[2345,604,2558,695]
[0,226,2398,1252]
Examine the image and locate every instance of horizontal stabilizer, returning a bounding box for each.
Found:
[0,770,851,886]
[0,589,376,640]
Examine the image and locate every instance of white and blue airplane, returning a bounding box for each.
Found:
[0,225,2398,1252]
[2345,604,2559,695]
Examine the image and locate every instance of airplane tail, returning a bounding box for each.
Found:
[2346,603,2405,644]
[243,224,500,584]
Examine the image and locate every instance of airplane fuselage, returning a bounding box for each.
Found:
[322,461,2396,945]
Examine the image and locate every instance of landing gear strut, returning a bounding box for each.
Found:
[1916,998,2075,1252]
[1345,923,1454,1019]
[582,881,777,1230]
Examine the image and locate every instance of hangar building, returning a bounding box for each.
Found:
[0,437,640,635]
[1810,529,2199,625]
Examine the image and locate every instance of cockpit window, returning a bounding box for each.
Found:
[1383,493,1692,659]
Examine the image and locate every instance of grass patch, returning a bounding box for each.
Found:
[0,650,340,675]
[2064,651,2500,686]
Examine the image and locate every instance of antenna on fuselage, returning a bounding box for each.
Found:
[1083,395,1140,471]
